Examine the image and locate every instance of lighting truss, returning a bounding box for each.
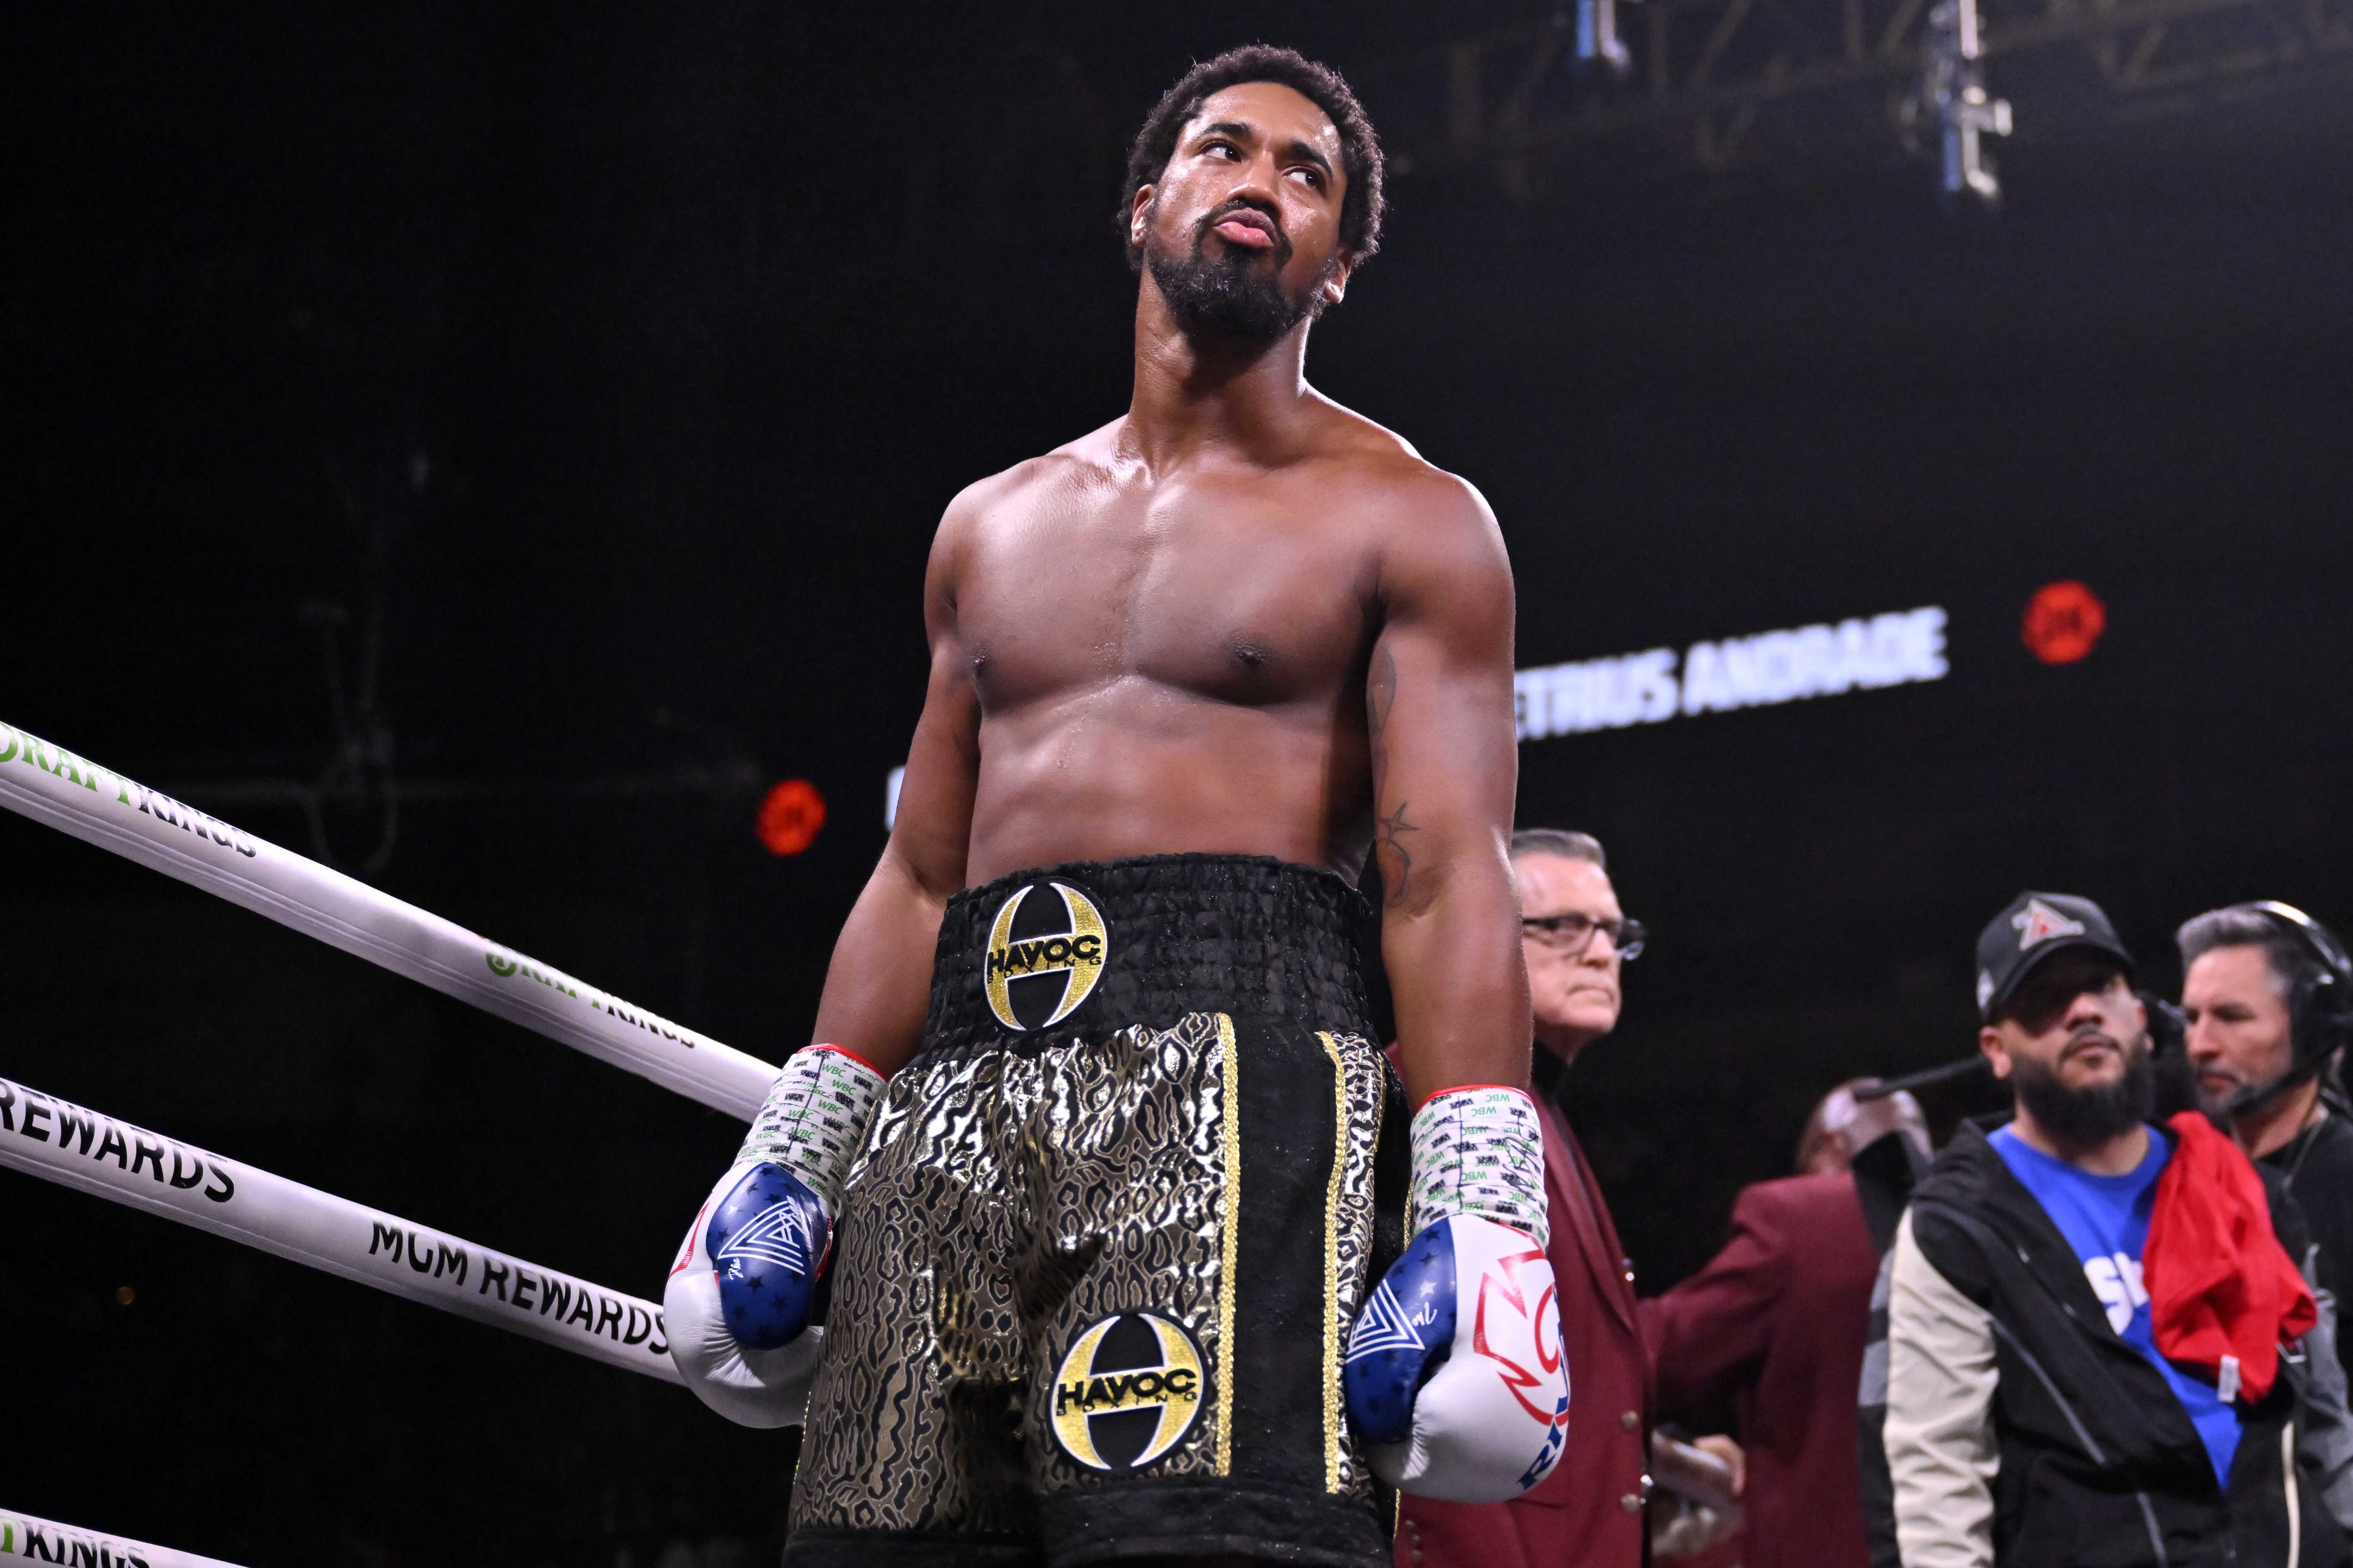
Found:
[1368,0,2351,197]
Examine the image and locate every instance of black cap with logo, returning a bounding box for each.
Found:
[1975,891,2135,1023]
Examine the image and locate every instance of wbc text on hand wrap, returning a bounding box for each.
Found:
[1408,1086,1550,1246]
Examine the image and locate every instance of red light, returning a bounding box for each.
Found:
[2022,581,2106,665]
[757,779,826,856]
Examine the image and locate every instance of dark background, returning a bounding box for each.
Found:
[5,4,2350,1562]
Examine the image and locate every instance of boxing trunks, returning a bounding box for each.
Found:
[786,854,1406,1568]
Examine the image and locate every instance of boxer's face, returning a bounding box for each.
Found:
[1129,81,1353,341]
[2182,944,2294,1112]
[1515,853,1624,1054]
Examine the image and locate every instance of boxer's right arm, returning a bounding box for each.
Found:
[667,505,978,1423]
[809,500,980,1077]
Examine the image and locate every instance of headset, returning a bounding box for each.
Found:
[2212,900,2353,1119]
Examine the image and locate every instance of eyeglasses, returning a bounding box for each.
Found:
[1521,912,1645,962]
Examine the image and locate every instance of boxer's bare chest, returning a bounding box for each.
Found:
[957,469,1379,717]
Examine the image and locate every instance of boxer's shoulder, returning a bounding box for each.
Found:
[1267,410,1503,579]
[1288,401,1484,514]
[927,422,1135,567]
[934,449,1081,540]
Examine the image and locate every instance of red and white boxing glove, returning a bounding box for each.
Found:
[1343,1086,1569,1501]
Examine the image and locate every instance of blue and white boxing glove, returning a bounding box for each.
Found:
[1345,1085,1570,1502]
[664,1043,886,1428]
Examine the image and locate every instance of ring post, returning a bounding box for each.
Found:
[0,1072,681,1384]
[0,719,777,1121]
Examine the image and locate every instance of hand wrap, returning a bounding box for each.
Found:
[1408,1084,1550,1247]
[737,1043,888,1222]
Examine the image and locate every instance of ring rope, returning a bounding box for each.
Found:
[0,719,777,1121]
[1,1506,245,1568]
[0,1071,680,1385]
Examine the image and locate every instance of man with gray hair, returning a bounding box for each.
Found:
[2181,901,2353,1379]
[1512,829,1637,1069]
[1396,827,1652,1568]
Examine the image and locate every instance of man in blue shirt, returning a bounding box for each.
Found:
[1989,1116,2242,1485]
[1875,891,2344,1568]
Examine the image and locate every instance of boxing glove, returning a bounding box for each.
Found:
[665,1162,830,1427]
[1345,1212,1570,1500]
[1344,1084,1569,1501]
[665,1043,886,1428]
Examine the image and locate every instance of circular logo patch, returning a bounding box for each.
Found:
[1050,1311,1206,1473]
[983,882,1108,1031]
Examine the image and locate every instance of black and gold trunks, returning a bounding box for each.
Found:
[785,854,1406,1568]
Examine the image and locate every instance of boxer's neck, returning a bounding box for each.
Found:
[1125,277,1319,470]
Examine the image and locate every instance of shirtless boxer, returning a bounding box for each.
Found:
[664,46,1568,1567]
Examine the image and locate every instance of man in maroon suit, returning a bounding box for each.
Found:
[1398,828,1654,1568]
[1638,1081,1928,1568]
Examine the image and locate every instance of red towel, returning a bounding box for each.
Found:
[2143,1111,2316,1404]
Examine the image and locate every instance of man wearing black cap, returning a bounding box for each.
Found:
[1876,892,2344,1568]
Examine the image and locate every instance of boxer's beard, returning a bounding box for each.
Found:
[2011,1029,2156,1149]
[1146,199,1324,344]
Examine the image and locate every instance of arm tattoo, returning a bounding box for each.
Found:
[1375,799,1421,900]
[1368,646,1419,898]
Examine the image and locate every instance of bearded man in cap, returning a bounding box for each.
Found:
[1877,892,2344,1567]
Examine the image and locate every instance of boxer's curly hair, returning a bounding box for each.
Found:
[1117,45,1385,272]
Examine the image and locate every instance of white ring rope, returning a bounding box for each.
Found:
[1,1507,245,1568]
[0,719,777,1121]
[0,1072,681,1385]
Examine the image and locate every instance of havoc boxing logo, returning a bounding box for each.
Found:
[984,882,1108,1031]
[1050,1311,1205,1473]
